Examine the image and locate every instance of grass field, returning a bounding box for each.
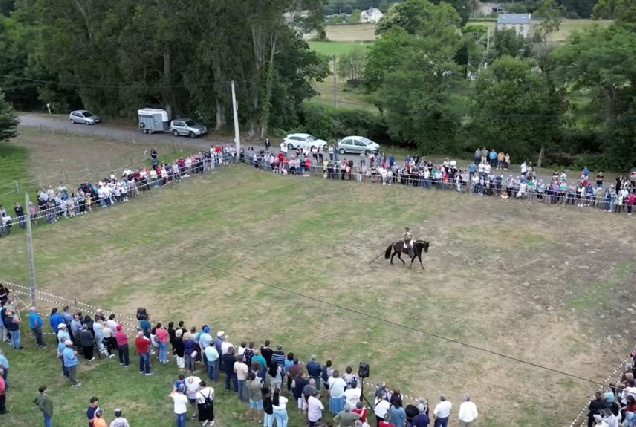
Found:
[1,132,636,426]
[321,20,612,44]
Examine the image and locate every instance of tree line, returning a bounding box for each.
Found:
[0,0,635,170]
[322,0,636,170]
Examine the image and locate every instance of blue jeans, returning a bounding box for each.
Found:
[139,352,150,374]
[159,342,168,362]
[175,412,186,427]
[238,379,246,401]
[434,417,449,427]
[43,414,52,427]
[263,413,274,427]
[225,372,238,392]
[273,408,288,427]
[10,329,20,348]
[207,361,217,381]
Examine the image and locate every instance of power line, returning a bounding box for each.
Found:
[74,218,604,386]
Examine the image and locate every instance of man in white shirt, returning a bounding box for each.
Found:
[433,395,452,427]
[374,393,390,422]
[307,391,323,426]
[221,336,233,355]
[458,395,478,427]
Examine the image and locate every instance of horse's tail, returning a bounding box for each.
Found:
[384,244,393,259]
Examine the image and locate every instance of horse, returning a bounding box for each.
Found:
[384,239,430,270]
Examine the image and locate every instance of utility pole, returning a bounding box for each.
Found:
[484,29,491,68]
[333,55,338,108]
[25,193,36,307]
[231,80,240,154]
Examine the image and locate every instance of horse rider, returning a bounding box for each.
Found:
[403,227,414,257]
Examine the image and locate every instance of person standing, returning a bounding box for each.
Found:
[272,388,289,427]
[79,325,95,361]
[0,370,6,415]
[86,397,100,427]
[170,388,189,427]
[458,395,478,427]
[156,323,169,364]
[27,307,46,347]
[114,325,130,367]
[195,380,215,427]
[433,395,452,427]
[307,391,324,427]
[33,386,54,427]
[62,340,81,387]
[0,350,8,389]
[109,409,131,427]
[4,309,22,349]
[135,331,152,375]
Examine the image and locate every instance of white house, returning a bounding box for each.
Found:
[496,13,533,38]
[360,7,383,24]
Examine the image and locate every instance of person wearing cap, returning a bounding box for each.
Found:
[109,409,130,427]
[62,340,80,387]
[56,323,70,344]
[114,325,130,367]
[33,385,54,427]
[458,395,478,427]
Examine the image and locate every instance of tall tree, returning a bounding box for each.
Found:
[471,56,566,162]
[0,90,19,142]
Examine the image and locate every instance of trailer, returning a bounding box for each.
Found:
[138,108,169,134]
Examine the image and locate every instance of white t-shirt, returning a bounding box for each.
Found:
[185,377,202,399]
[328,377,346,398]
[195,387,214,404]
[374,399,390,418]
[344,387,361,408]
[433,400,452,419]
[221,341,233,355]
[272,395,288,410]
[172,393,188,414]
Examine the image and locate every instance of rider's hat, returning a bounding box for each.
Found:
[404,227,410,231]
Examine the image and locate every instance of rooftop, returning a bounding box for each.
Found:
[496,13,532,25]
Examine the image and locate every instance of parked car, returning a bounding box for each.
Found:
[630,168,636,182]
[169,118,208,138]
[69,110,101,125]
[282,133,327,150]
[336,136,380,155]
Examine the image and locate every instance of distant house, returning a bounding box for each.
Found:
[496,13,533,38]
[360,7,383,24]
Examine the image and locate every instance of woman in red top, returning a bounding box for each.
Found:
[352,401,367,423]
[627,192,635,216]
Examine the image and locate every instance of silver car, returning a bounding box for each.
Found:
[337,136,380,155]
[69,110,101,125]
[170,119,208,138]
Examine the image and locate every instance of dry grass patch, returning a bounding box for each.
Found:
[1,167,635,426]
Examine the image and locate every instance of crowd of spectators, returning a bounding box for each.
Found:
[0,285,480,427]
[1,143,634,240]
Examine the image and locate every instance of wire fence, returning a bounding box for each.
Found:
[2,280,429,404]
[0,123,193,199]
[0,151,633,424]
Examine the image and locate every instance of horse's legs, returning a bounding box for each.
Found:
[419,254,425,270]
[397,253,405,264]
[390,251,395,265]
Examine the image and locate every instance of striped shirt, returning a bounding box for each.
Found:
[272,351,286,368]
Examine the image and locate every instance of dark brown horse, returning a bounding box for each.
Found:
[384,239,430,269]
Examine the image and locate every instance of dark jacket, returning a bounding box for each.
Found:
[222,353,236,374]
[79,330,94,347]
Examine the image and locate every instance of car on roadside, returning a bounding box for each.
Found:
[69,110,101,125]
[630,168,636,182]
[336,135,380,155]
[169,118,208,138]
[282,133,327,151]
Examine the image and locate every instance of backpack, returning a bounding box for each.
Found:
[136,308,147,320]
[202,388,213,408]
